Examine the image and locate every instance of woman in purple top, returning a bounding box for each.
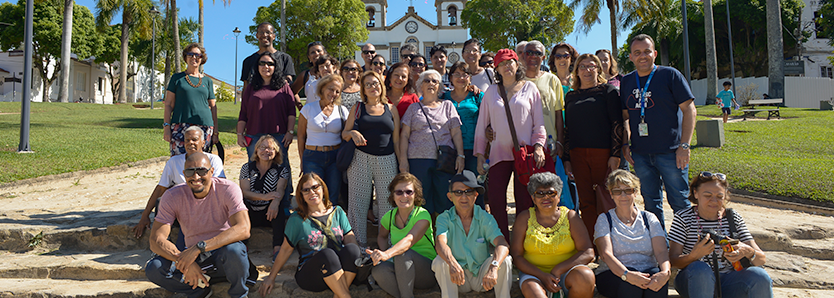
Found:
[596,49,622,89]
[399,70,464,214]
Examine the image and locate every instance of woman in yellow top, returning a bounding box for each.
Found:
[511,172,595,298]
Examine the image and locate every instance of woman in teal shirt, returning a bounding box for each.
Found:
[163,43,217,156]
[442,61,484,207]
[368,173,437,298]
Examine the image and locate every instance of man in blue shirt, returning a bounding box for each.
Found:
[433,170,512,298]
[621,34,697,228]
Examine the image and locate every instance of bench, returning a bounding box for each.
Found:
[741,98,782,120]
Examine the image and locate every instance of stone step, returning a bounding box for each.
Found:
[751,229,834,261]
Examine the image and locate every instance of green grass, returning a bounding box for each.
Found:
[691,105,834,202]
[0,102,241,184]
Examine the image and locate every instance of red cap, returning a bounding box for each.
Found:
[494,49,518,67]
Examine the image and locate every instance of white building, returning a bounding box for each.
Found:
[355,0,469,67]
[803,0,834,78]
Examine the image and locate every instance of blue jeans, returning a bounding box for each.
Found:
[675,261,773,298]
[246,133,293,216]
[409,159,454,214]
[145,241,250,298]
[302,149,341,206]
[631,152,691,228]
[597,267,668,298]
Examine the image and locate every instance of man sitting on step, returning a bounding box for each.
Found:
[145,152,251,298]
[133,125,226,240]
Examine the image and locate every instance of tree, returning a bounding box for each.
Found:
[252,0,369,66]
[621,0,682,66]
[95,0,154,103]
[58,0,73,103]
[214,82,235,102]
[461,0,573,52]
[568,0,622,58]
[198,0,231,45]
[0,0,101,102]
[170,0,181,73]
[704,0,718,103]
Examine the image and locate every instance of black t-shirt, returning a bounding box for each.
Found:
[240,50,296,84]
[564,83,623,160]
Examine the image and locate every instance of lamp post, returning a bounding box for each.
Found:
[149,6,160,109]
[726,0,737,96]
[233,27,241,105]
[18,0,34,153]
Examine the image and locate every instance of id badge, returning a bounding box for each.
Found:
[638,122,649,137]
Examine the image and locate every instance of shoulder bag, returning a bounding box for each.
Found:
[336,103,361,172]
[497,83,554,185]
[418,102,457,174]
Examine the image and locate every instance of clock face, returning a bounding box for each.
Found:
[406,21,418,33]
[449,52,460,64]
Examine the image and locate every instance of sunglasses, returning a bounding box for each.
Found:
[362,50,376,55]
[524,50,544,57]
[479,60,494,67]
[553,53,571,60]
[302,184,322,193]
[534,190,558,198]
[342,66,360,72]
[611,188,637,196]
[450,189,477,197]
[183,167,209,177]
[700,171,727,181]
[401,54,416,60]
[258,61,275,67]
[371,61,385,66]
[409,62,426,68]
[394,189,415,196]
[185,52,202,58]
[307,41,322,47]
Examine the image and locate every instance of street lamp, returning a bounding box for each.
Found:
[233,27,241,105]
[149,6,160,109]
[18,0,33,153]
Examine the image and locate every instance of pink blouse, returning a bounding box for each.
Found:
[474,81,547,167]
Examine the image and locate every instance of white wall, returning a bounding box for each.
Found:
[690,76,834,108]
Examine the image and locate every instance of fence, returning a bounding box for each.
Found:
[690,76,834,108]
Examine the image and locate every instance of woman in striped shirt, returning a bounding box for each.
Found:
[668,172,772,298]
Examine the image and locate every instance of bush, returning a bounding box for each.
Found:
[215,83,236,103]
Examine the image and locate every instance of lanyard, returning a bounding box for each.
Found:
[635,66,657,122]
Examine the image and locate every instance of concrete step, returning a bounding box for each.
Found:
[752,229,834,261]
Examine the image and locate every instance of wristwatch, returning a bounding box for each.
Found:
[196,241,207,254]
[680,143,691,150]
[490,260,500,268]
[163,122,170,127]
[621,270,629,281]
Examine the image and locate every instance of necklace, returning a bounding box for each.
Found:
[616,207,638,224]
[185,73,203,88]
[696,208,724,236]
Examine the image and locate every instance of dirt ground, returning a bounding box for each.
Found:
[1,141,833,297]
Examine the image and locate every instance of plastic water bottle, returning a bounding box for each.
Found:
[477,159,489,184]
[547,135,556,152]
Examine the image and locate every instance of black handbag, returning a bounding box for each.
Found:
[336,104,359,172]
[418,102,457,174]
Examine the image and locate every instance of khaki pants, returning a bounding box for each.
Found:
[431,255,513,298]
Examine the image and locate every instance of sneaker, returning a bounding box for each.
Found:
[197,288,212,298]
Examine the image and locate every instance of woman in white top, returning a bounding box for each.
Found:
[298,74,349,206]
[594,169,670,298]
[305,55,339,104]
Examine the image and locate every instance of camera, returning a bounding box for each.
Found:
[700,229,723,243]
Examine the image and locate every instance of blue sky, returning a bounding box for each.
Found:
[4,0,627,85]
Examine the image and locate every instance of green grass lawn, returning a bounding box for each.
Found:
[1,102,833,203]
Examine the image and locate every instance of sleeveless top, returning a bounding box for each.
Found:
[355,103,395,156]
[523,206,578,272]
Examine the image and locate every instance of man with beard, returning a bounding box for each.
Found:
[145,152,252,298]
[240,22,295,92]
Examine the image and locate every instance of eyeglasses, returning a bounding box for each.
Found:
[464,49,479,54]
[451,72,470,79]
[394,189,415,196]
[258,61,275,67]
[364,81,380,88]
[553,53,571,60]
[362,50,376,55]
[610,188,637,196]
[577,64,597,71]
[699,172,727,181]
[401,54,416,60]
[342,66,360,72]
[185,52,202,59]
[371,61,385,66]
[450,189,477,197]
[524,50,544,57]
[631,50,654,57]
[533,190,558,198]
[479,60,494,67]
[302,184,322,193]
[409,62,426,68]
[183,167,209,177]
[423,79,440,85]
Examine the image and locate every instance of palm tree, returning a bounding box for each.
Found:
[196,0,231,45]
[703,0,718,103]
[58,0,73,103]
[569,0,622,57]
[95,0,154,103]
[621,0,682,66]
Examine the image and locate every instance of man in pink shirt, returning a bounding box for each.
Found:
[145,153,252,298]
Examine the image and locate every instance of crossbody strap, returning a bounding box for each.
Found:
[726,208,738,238]
[605,209,651,232]
[497,83,521,150]
[418,102,440,151]
[388,208,435,248]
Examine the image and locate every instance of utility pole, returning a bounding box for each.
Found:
[766,0,785,99]
[19,0,34,153]
[233,27,241,105]
[726,0,737,96]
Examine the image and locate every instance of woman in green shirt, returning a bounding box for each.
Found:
[163,43,218,156]
[367,173,438,298]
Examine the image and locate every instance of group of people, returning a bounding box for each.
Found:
[132,19,772,298]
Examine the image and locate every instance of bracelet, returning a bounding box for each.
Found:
[457,155,465,159]
[237,133,243,136]
[749,250,757,261]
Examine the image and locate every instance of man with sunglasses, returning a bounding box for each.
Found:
[360,43,376,71]
[522,41,565,157]
[433,170,513,298]
[133,126,226,239]
[621,34,696,228]
[146,152,252,298]
[400,44,418,63]
[240,22,295,94]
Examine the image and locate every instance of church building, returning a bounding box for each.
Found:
[354,0,469,68]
